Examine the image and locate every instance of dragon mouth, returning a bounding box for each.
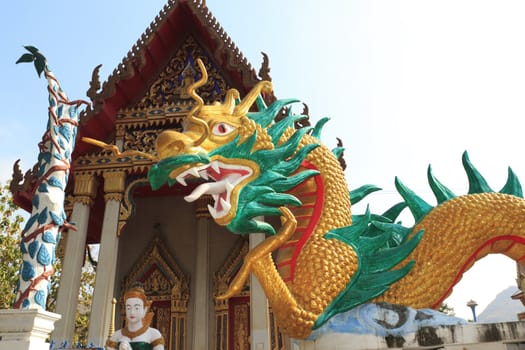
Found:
[178,160,252,220]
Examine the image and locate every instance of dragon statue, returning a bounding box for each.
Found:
[88,59,525,339]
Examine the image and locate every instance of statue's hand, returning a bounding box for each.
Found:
[119,341,132,350]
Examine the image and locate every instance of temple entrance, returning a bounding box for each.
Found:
[213,238,286,350]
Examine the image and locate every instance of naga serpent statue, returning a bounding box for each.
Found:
[87,59,525,339]
[14,48,88,309]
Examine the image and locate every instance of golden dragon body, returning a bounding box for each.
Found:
[89,59,525,339]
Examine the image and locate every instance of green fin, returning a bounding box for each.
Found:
[319,206,424,330]
[316,224,422,329]
[394,177,432,223]
[462,151,493,194]
[350,185,382,205]
[332,147,345,160]
[427,165,456,204]
[381,202,407,224]
[311,117,329,139]
[500,167,523,198]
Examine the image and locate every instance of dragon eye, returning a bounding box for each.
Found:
[212,122,235,136]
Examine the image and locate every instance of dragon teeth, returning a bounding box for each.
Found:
[208,204,218,219]
[187,167,200,178]
[206,197,231,219]
[177,175,187,186]
[219,197,231,213]
[200,169,209,180]
[184,181,227,203]
[177,167,207,186]
[211,161,221,174]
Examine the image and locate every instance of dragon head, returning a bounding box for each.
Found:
[149,59,320,235]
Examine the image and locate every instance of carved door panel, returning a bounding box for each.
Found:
[151,300,171,350]
[228,297,250,350]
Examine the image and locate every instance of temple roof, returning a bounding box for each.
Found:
[76,0,262,157]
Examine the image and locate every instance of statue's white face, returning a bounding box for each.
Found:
[125,297,146,328]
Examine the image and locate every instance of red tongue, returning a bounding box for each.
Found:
[208,166,249,179]
[216,192,228,211]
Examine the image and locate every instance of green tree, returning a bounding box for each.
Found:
[438,302,456,316]
[74,253,96,344]
[0,184,24,308]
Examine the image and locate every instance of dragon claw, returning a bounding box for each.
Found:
[280,206,295,225]
[216,207,297,300]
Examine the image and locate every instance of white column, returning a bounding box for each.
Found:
[87,171,125,347]
[52,173,97,344]
[193,199,211,350]
[250,232,270,350]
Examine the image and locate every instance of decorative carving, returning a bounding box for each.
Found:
[103,171,126,195]
[86,64,103,107]
[143,268,171,295]
[135,36,229,109]
[274,103,311,129]
[116,108,188,125]
[154,305,171,349]
[213,237,249,307]
[70,195,93,206]
[73,150,154,174]
[74,173,98,198]
[73,122,182,174]
[64,195,74,217]
[118,177,149,237]
[336,137,347,171]
[258,52,272,82]
[122,123,183,154]
[258,52,276,107]
[104,192,123,202]
[9,160,38,195]
[123,129,160,154]
[123,235,189,300]
[234,303,249,350]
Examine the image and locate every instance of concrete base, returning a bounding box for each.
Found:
[0,308,61,350]
[294,322,525,350]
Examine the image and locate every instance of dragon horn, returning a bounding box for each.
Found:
[234,81,273,117]
[187,58,210,147]
[223,88,241,115]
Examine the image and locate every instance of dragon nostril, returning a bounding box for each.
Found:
[156,130,191,158]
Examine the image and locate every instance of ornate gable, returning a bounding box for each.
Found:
[113,35,235,157]
[75,0,262,157]
[134,36,230,109]
[123,234,189,302]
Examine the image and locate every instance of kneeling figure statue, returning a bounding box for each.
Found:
[106,286,164,350]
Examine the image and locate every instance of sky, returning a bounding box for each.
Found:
[1,0,525,321]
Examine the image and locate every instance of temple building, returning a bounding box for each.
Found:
[11,1,525,349]
[10,1,288,349]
